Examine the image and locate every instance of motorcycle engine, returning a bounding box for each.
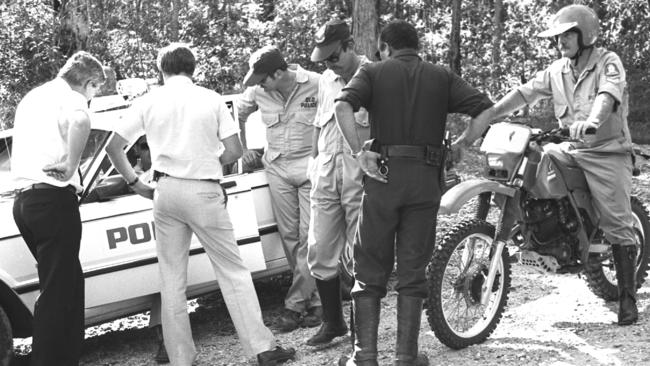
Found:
[520,198,580,266]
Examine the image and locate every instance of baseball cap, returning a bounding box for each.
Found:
[311,20,351,62]
[243,46,287,87]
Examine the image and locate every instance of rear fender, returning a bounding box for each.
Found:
[0,279,32,337]
[439,179,516,215]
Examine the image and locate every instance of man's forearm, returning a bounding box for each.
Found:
[311,127,320,158]
[66,112,91,169]
[455,89,527,147]
[334,101,361,153]
[587,93,615,127]
[105,134,138,183]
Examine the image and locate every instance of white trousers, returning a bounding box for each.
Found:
[153,177,276,366]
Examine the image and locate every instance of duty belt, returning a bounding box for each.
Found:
[153,171,220,183]
[379,145,444,167]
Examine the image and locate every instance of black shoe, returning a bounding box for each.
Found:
[302,306,322,328]
[306,321,348,345]
[257,346,296,366]
[154,339,170,364]
[276,309,302,332]
[10,354,31,366]
[152,324,170,364]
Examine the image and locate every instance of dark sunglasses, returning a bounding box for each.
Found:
[325,47,343,63]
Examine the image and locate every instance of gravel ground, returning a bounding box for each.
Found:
[14,145,650,366]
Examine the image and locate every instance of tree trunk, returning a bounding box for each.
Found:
[449,0,462,75]
[394,0,403,19]
[54,0,90,56]
[352,0,379,60]
[170,0,180,41]
[490,0,503,92]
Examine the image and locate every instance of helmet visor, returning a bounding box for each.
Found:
[537,21,578,38]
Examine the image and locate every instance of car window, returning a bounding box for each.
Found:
[82,136,149,203]
[0,134,13,203]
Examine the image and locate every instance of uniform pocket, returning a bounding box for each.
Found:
[553,103,568,119]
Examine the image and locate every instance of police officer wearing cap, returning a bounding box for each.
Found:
[335,20,493,365]
[305,19,371,346]
[238,46,322,331]
[454,4,639,326]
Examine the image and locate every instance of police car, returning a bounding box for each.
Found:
[0,80,303,364]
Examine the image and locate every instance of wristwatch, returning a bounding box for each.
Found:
[127,176,139,186]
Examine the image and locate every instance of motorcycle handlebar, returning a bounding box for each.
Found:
[557,127,597,136]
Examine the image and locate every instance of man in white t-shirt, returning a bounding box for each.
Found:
[12,51,106,366]
[105,43,295,366]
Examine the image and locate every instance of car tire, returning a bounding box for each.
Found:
[0,305,12,366]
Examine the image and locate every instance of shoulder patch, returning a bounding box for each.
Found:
[604,63,620,77]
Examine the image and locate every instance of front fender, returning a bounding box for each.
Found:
[438,179,517,215]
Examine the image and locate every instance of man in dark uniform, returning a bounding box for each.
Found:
[334,20,493,365]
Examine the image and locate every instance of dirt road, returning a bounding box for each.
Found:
[62,265,650,366]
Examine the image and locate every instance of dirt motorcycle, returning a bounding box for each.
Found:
[426,122,650,349]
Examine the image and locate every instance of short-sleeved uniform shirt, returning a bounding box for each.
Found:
[237,65,320,164]
[114,75,239,180]
[315,57,370,155]
[336,49,493,147]
[517,47,632,153]
[12,78,89,192]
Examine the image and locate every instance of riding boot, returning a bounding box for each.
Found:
[612,244,638,325]
[307,277,348,345]
[338,296,380,366]
[395,295,429,366]
[152,325,170,364]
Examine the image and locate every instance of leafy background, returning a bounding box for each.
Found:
[0,0,648,139]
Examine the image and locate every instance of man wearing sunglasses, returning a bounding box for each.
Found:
[335,20,494,365]
[305,19,371,347]
[238,46,322,332]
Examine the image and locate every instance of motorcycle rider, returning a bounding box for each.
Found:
[453,4,638,325]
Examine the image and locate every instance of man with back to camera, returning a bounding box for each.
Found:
[305,18,371,346]
[12,51,106,366]
[453,4,639,326]
[335,20,494,365]
[105,43,295,366]
[238,45,322,331]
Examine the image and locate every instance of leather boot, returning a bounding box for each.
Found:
[307,277,348,345]
[152,325,170,364]
[395,295,429,366]
[338,296,380,366]
[612,244,638,325]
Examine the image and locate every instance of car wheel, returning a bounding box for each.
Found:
[0,305,12,366]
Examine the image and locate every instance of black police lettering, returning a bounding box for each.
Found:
[301,96,317,108]
[106,221,156,249]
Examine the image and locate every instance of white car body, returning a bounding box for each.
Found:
[0,91,284,349]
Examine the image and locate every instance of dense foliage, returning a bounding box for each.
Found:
[1,0,648,138]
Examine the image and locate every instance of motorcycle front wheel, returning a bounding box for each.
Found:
[426,219,511,349]
[584,196,650,301]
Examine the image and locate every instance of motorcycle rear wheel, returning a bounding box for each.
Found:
[426,219,511,349]
[584,196,650,301]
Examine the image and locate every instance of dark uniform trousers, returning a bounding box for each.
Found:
[351,158,441,299]
[13,188,84,366]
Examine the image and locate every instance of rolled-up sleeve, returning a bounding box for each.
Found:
[237,86,259,123]
[447,72,494,117]
[597,53,626,104]
[335,66,373,112]
[216,94,240,139]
